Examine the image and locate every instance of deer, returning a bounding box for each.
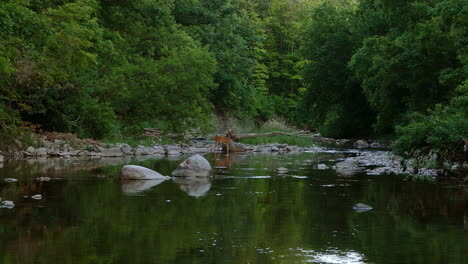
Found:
[214,135,232,153]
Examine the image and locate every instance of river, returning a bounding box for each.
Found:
[0,152,466,264]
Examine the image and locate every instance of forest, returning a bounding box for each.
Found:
[0,0,466,163]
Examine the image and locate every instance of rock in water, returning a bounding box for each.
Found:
[172,154,212,177]
[226,142,246,152]
[353,203,373,212]
[0,155,4,163]
[31,194,42,200]
[354,140,369,149]
[0,200,15,209]
[334,160,359,176]
[121,165,167,180]
[4,178,18,183]
[316,164,329,170]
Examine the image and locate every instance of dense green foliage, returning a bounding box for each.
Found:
[0,0,466,164]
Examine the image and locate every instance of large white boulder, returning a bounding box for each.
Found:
[172,154,212,177]
[121,165,167,180]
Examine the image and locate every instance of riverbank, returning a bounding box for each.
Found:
[1,132,461,179]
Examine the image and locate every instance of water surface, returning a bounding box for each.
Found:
[0,152,466,264]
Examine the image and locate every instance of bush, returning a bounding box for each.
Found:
[393,87,467,166]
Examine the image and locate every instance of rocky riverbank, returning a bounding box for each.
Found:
[0,135,461,178]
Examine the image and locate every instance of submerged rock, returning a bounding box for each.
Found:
[352,203,373,212]
[334,160,359,176]
[121,165,167,180]
[172,155,212,177]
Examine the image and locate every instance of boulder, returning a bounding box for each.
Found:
[316,164,329,170]
[101,147,124,157]
[152,146,166,154]
[334,160,359,176]
[225,142,246,152]
[354,140,369,149]
[172,154,212,177]
[121,165,167,180]
[166,146,182,155]
[120,144,133,155]
[134,146,156,155]
[36,148,48,156]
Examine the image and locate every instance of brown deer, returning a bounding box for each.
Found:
[214,135,232,153]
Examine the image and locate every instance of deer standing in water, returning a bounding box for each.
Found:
[214,135,232,153]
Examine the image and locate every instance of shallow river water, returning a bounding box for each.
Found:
[0,152,467,264]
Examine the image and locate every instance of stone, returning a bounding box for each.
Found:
[26,146,35,153]
[121,165,167,180]
[36,148,48,156]
[0,200,15,209]
[334,160,359,176]
[354,140,369,149]
[172,154,212,177]
[31,194,42,200]
[152,146,166,154]
[36,177,51,181]
[352,203,373,212]
[226,142,246,152]
[120,144,133,155]
[316,164,329,170]
[4,178,18,182]
[134,146,156,155]
[166,146,182,155]
[121,179,165,194]
[370,142,383,148]
[101,147,124,157]
[0,155,3,163]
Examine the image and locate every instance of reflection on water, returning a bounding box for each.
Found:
[297,248,365,264]
[121,179,166,195]
[0,152,467,264]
